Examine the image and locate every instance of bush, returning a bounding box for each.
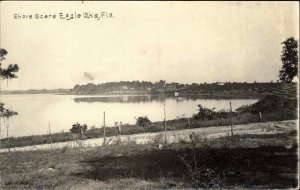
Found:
[215,109,230,118]
[136,116,151,127]
[70,122,87,133]
[193,104,216,120]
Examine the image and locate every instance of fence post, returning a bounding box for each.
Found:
[230,102,233,136]
[6,119,10,152]
[259,112,262,122]
[103,111,106,146]
[164,103,167,144]
[49,122,52,149]
[187,117,191,128]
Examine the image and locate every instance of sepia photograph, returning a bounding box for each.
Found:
[0,1,299,189]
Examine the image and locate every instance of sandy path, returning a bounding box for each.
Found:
[0,120,297,153]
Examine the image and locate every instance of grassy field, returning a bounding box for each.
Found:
[0,125,297,189]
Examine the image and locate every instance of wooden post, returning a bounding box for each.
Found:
[259,112,262,122]
[118,125,121,135]
[49,122,52,149]
[221,117,224,125]
[164,103,167,144]
[0,80,2,149]
[0,118,1,137]
[0,118,1,148]
[187,117,191,128]
[6,119,9,152]
[230,102,233,136]
[103,111,106,146]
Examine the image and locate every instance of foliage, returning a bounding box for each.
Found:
[0,103,18,118]
[0,48,8,61]
[215,109,231,118]
[235,104,253,114]
[71,79,297,101]
[279,37,298,83]
[0,64,19,79]
[70,122,87,134]
[178,148,225,188]
[193,104,216,120]
[0,48,19,118]
[237,95,297,114]
[136,116,151,127]
[0,48,19,80]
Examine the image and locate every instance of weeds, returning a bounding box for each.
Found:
[189,132,209,148]
[178,148,225,188]
[0,131,298,189]
[153,133,164,145]
[61,146,68,154]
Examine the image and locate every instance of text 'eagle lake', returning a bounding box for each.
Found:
[14,12,115,21]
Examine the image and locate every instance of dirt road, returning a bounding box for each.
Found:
[0,120,297,153]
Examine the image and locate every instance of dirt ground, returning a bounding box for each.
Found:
[0,120,298,189]
[0,120,297,152]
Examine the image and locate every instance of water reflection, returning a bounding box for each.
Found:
[74,95,165,103]
[73,95,259,103]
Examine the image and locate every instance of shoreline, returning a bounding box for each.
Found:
[0,120,296,153]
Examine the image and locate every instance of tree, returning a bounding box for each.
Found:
[0,48,19,81]
[279,37,298,83]
[0,49,8,61]
[0,103,17,117]
[0,48,19,115]
[0,48,19,149]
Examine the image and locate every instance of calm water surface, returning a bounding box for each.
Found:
[0,94,258,137]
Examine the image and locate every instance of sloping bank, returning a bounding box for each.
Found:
[0,120,296,153]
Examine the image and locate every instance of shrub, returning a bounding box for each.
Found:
[215,109,230,118]
[70,122,88,139]
[70,122,87,133]
[193,104,216,120]
[136,116,151,127]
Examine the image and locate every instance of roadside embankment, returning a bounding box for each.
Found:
[0,120,296,153]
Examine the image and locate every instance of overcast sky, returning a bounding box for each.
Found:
[0,1,298,90]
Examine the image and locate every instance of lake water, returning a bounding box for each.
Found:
[0,94,258,137]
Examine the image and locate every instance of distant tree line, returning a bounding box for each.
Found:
[71,80,296,97]
[1,88,71,95]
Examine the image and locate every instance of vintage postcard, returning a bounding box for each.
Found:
[0,1,299,189]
